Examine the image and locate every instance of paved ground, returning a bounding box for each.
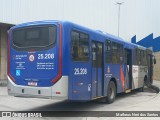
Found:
[0,80,160,120]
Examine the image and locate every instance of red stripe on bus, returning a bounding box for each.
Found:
[120,65,125,91]
[51,24,62,83]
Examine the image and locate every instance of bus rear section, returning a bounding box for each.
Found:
[7,22,68,100]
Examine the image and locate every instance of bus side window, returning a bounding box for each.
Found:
[92,43,97,67]
[117,43,123,64]
[106,40,112,63]
[112,42,123,64]
[138,50,141,65]
[134,49,138,65]
[144,51,147,65]
[106,40,123,64]
[71,30,90,61]
[72,46,78,59]
[112,42,117,63]
[92,43,96,60]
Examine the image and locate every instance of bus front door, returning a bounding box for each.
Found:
[147,50,153,83]
[92,41,104,98]
[125,49,132,90]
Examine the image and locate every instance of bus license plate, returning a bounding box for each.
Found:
[28,82,37,86]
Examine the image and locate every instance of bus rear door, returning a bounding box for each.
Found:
[92,41,104,98]
[124,49,132,91]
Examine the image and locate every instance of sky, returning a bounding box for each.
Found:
[0,0,160,42]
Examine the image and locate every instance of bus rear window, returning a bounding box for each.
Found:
[12,25,57,50]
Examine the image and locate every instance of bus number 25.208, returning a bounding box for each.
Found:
[74,68,87,75]
[38,54,54,60]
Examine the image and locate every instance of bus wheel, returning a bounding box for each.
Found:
[106,81,116,104]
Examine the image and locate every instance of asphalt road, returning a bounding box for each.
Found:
[0,80,160,120]
[0,87,159,111]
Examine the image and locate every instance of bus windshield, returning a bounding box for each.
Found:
[12,25,57,49]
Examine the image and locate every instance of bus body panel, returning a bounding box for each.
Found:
[8,20,153,102]
[8,75,68,100]
[69,63,91,100]
[105,64,125,93]
[9,47,58,87]
[67,24,92,101]
[132,65,148,89]
[9,23,61,87]
[8,21,69,100]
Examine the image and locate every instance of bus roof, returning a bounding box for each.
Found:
[10,20,147,50]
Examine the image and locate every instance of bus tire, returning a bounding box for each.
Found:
[106,81,116,104]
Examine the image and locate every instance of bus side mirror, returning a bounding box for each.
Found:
[154,57,156,64]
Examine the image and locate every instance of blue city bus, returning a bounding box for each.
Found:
[7,20,154,103]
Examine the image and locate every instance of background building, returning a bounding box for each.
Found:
[0,23,13,85]
[0,0,160,83]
